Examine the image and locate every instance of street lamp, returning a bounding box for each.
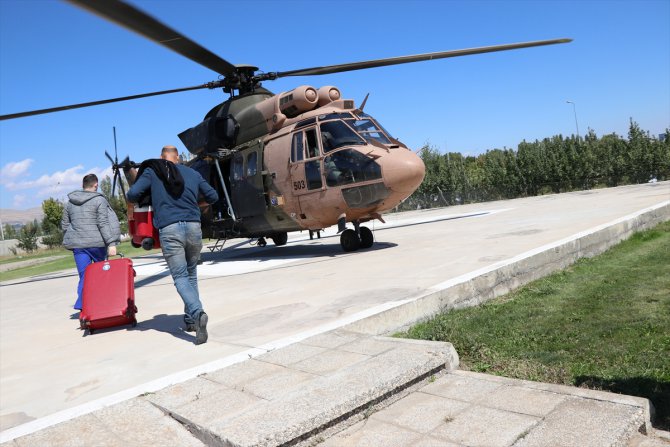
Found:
[566,100,580,139]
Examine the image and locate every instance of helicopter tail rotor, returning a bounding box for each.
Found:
[105,127,130,201]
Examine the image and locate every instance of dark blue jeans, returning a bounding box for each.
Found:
[159,222,204,325]
[73,247,107,310]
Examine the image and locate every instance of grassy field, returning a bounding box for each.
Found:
[398,220,670,429]
[0,241,162,282]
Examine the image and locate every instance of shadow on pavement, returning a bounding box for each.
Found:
[135,313,194,343]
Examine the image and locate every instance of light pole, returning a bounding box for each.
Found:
[566,100,580,139]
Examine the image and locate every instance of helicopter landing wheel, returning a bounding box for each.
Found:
[271,232,288,246]
[359,226,374,249]
[340,229,360,252]
[257,237,267,247]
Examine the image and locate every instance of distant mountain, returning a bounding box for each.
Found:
[0,207,44,225]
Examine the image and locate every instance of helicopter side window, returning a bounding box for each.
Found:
[305,128,320,158]
[305,160,322,190]
[291,132,304,162]
[319,121,365,153]
[246,152,257,177]
[232,154,244,181]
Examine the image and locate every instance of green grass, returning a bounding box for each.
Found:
[398,220,670,429]
[0,241,161,282]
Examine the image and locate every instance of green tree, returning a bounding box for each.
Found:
[41,198,64,248]
[100,175,129,234]
[3,224,17,240]
[627,119,654,184]
[16,221,39,253]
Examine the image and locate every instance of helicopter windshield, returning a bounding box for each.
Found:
[356,112,394,139]
[319,121,366,153]
[324,149,382,187]
[344,118,392,145]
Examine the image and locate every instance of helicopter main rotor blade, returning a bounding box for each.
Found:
[274,38,572,78]
[0,83,216,121]
[66,0,237,77]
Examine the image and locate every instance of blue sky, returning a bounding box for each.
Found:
[1,0,668,210]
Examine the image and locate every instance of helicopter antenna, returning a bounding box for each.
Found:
[358,93,370,112]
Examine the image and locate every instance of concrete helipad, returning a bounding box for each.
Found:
[1,182,669,444]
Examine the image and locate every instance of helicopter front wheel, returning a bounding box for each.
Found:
[340,229,360,252]
[271,232,288,246]
[359,226,374,249]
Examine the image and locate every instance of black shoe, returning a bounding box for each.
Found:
[184,323,196,332]
[195,312,208,345]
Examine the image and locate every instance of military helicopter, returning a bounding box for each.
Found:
[0,0,571,252]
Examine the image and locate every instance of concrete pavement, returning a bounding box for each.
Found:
[1,182,669,445]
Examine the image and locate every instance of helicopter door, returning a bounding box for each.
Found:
[289,128,323,200]
[230,144,267,218]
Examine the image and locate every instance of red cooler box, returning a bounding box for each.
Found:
[128,204,160,250]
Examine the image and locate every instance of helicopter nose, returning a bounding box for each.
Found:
[383,149,426,194]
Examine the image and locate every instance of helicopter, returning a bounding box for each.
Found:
[0,0,572,252]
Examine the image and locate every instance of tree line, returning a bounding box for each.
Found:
[401,120,669,210]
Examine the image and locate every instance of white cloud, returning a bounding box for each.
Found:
[1,164,114,208]
[0,159,34,183]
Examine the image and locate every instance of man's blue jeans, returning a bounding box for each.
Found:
[159,221,204,325]
[73,247,107,310]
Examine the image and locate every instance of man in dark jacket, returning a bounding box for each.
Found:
[127,145,218,345]
[62,174,121,310]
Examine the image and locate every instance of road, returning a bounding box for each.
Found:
[1,181,668,433]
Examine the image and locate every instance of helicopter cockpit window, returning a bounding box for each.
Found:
[232,154,244,181]
[355,112,395,140]
[319,121,365,153]
[318,113,353,121]
[324,149,382,187]
[246,152,257,177]
[291,132,304,162]
[344,118,392,145]
[294,117,316,130]
[305,128,320,158]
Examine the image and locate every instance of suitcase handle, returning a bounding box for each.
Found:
[106,253,125,260]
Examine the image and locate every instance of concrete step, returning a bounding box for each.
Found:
[4,331,659,447]
[321,370,656,447]
[6,331,458,446]
[627,429,670,447]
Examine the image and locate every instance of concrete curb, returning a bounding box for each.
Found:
[343,201,670,336]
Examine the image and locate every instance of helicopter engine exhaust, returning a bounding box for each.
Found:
[317,86,341,106]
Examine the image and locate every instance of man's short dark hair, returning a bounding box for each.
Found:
[161,145,178,156]
[82,174,98,189]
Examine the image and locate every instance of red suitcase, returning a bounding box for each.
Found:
[79,256,138,334]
